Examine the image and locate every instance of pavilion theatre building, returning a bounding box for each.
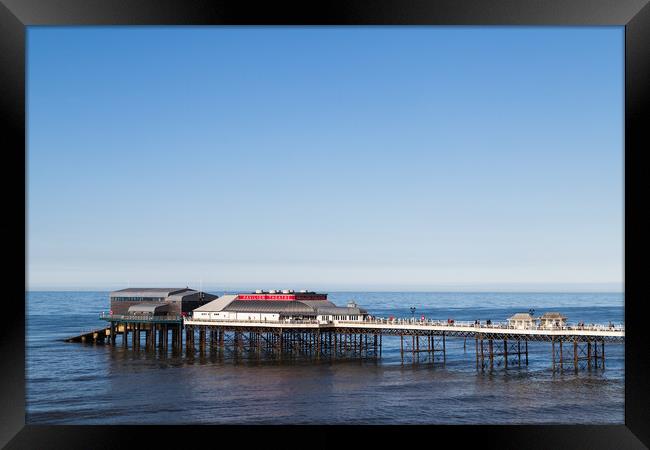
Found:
[191,289,368,323]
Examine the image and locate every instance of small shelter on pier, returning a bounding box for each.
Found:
[539,312,568,329]
[507,312,537,329]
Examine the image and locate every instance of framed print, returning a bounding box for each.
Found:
[2,0,648,448]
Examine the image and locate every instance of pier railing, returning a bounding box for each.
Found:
[186,317,321,325]
[104,312,624,333]
[99,312,184,323]
[340,318,625,332]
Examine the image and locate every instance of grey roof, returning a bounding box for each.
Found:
[298,300,337,308]
[540,312,567,319]
[193,295,238,312]
[223,300,316,314]
[127,303,169,313]
[110,287,193,297]
[317,306,368,315]
[220,299,368,316]
[508,313,536,321]
[168,291,218,302]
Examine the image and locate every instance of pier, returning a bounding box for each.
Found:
[94,314,624,371]
[68,287,624,372]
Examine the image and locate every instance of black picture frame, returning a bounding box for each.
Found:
[2,0,648,448]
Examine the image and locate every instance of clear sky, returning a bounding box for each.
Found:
[27,26,623,292]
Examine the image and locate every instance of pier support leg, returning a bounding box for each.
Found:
[552,338,556,370]
[413,334,417,362]
[489,338,494,370]
[443,332,446,364]
[525,340,528,366]
[503,338,508,369]
[199,327,206,353]
[185,326,192,355]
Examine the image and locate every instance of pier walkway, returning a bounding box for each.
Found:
[183,317,625,341]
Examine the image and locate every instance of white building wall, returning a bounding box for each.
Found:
[260,313,280,321]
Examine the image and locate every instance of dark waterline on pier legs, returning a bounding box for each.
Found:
[26,291,624,424]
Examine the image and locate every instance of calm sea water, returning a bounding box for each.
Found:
[26,291,624,424]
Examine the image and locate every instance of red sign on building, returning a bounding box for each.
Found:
[236,293,328,301]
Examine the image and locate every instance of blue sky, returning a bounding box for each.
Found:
[27,27,623,291]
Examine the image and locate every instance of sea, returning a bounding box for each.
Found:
[25,291,624,424]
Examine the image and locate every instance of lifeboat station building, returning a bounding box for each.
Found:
[109,287,218,316]
[191,290,368,323]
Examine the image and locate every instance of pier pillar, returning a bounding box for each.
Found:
[199,327,206,353]
[587,339,592,369]
[443,332,446,363]
[488,338,494,370]
[525,340,528,365]
[185,326,192,354]
[573,338,578,370]
[110,322,116,345]
[503,338,508,368]
[552,338,556,370]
